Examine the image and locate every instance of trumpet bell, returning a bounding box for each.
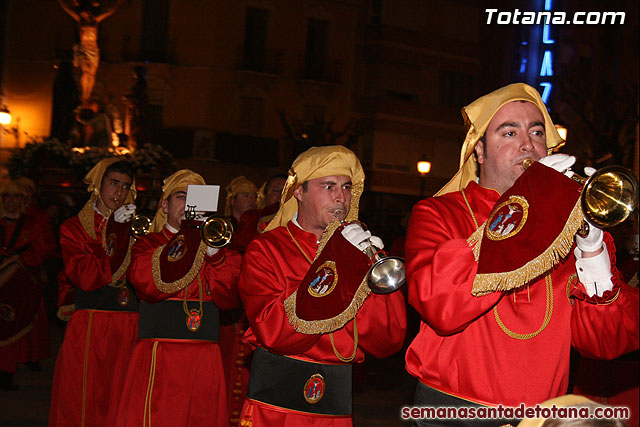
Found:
[581,166,638,229]
[130,214,152,238]
[201,216,234,248]
[367,256,406,295]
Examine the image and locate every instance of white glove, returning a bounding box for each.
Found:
[341,223,384,252]
[584,166,596,177]
[206,246,220,257]
[575,224,604,253]
[114,204,136,223]
[538,154,576,178]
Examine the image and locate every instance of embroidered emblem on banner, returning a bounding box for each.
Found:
[303,373,325,404]
[117,287,130,306]
[308,261,338,298]
[1,304,16,322]
[186,309,202,332]
[167,235,187,262]
[106,233,117,257]
[486,195,529,241]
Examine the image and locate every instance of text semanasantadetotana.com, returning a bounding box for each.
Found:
[400,404,630,420]
[484,9,625,25]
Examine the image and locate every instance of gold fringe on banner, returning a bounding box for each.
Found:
[151,240,207,293]
[284,211,371,335]
[471,198,585,296]
[284,278,371,335]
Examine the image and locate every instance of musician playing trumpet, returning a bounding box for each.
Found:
[116,169,242,426]
[238,145,406,426]
[405,83,638,426]
[50,158,139,426]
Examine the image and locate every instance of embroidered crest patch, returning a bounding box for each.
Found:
[167,235,187,262]
[307,261,338,297]
[303,373,325,404]
[0,304,15,322]
[117,287,130,306]
[106,233,117,257]
[486,195,529,241]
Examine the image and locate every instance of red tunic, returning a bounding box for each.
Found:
[238,221,407,426]
[49,211,139,427]
[0,214,51,372]
[19,205,55,365]
[116,228,241,427]
[405,181,639,407]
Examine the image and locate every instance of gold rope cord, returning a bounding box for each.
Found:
[329,319,358,362]
[494,274,553,340]
[144,341,159,427]
[182,275,204,325]
[285,223,362,356]
[81,311,94,427]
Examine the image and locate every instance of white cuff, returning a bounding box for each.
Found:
[574,242,614,297]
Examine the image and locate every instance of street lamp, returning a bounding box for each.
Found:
[417,159,431,175]
[417,156,431,197]
[0,105,11,125]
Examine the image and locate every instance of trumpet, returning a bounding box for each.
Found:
[199,215,234,248]
[338,216,406,294]
[365,244,406,295]
[523,159,638,232]
[130,214,153,238]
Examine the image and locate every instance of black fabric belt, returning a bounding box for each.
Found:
[74,283,139,312]
[412,382,520,427]
[247,347,352,416]
[138,300,220,341]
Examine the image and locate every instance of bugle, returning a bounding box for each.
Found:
[523,159,638,232]
[130,214,153,238]
[199,215,234,248]
[340,218,406,294]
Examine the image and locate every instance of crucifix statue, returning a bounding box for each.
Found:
[57,0,126,107]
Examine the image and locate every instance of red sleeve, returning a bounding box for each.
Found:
[127,232,176,303]
[571,233,639,358]
[239,238,321,355]
[352,290,407,358]
[405,198,503,336]
[60,217,112,291]
[16,216,52,267]
[203,248,242,310]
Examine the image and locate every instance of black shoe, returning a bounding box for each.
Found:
[25,361,42,372]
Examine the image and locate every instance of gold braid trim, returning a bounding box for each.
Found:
[472,198,585,296]
[103,232,135,287]
[467,224,486,261]
[284,279,371,335]
[78,194,98,240]
[494,274,553,340]
[151,240,207,293]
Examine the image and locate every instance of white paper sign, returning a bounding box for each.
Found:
[185,185,220,213]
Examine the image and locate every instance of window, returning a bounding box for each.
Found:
[141,0,170,62]
[304,18,328,80]
[243,8,269,71]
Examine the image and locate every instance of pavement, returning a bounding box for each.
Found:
[0,314,417,426]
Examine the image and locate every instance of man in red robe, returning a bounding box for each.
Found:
[116,169,241,426]
[0,180,52,390]
[49,158,139,426]
[238,145,407,426]
[223,173,286,426]
[15,177,56,372]
[404,83,639,426]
